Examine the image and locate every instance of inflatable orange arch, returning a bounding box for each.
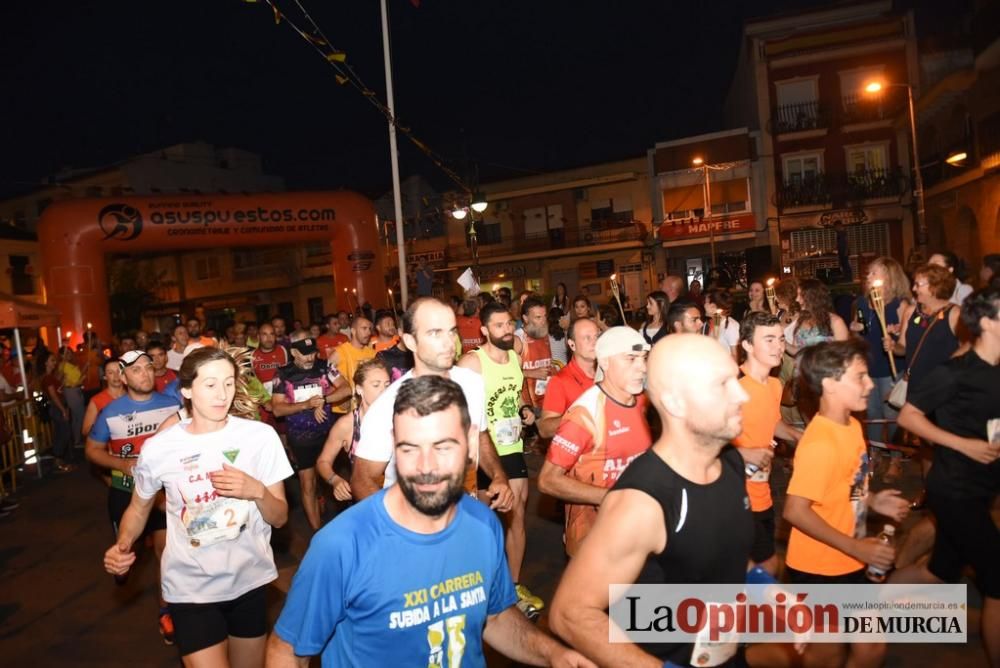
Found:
[37,191,385,347]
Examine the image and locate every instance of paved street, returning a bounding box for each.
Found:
[0,450,990,666]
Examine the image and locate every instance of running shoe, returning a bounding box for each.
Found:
[515,583,544,611]
[159,609,175,645]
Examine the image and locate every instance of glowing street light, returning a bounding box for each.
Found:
[864,78,926,254]
[945,151,967,166]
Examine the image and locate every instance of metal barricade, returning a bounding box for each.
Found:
[0,398,52,493]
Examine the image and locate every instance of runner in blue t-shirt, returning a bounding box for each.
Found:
[268,375,590,667]
[84,349,182,644]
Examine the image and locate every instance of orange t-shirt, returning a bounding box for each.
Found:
[518,332,552,408]
[372,335,399,354]
[732,374,782,512]
[456,315,484,354]
[548,385,652,555]
[786,415,870,576]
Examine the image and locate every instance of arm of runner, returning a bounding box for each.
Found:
[483,606,597,668]
[81,400,100,438]
[783,495,894,571]
[548,488,665,668]
[478,430,513,512]
[264,634,310,668]
[774,420,803,442]
[735,446,772,468]
[103,492,156,575]
[324,376,353,410]
[456,351,481,373]
[155,412,180,435]
[316,416,353,501]
[536,409,562,439]
[898,403,999,464]
[271,391,323,417]
[350,457,386,500]
[210,464,289,528]
[537,460,608,506]
[522,366,553,380]
[85,436,133,474]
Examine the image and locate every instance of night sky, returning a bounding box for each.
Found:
[0,1,943,199]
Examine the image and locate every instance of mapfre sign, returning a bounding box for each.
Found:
[657,214,755,241]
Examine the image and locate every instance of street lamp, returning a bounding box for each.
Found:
[944,151,967,166]
[864,78,926,255]
[452,193,488,283]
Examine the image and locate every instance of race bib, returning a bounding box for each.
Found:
[494,416,522,447]
[749,465,770,483]
[689,602,739,667]
[184,497,251,548]
[293,385,323,403]
[534,377,549,396]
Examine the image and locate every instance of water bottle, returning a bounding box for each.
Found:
[865,524,896,582]
[857,307,868,335]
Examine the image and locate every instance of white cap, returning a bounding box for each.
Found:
[594,326,650,381]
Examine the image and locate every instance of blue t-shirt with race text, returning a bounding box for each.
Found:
[274,489,517,666]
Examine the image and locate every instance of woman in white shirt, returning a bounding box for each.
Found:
[104,347,292,667]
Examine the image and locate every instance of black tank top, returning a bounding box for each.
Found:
[613,445,753,665]
[904,305,958,388]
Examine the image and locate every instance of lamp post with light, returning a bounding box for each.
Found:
[864,80,926,256]
[452,191,488,284]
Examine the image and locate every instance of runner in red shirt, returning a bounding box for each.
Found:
[538,327,652,556]
[538,318,599,438]
[251,323,289,391]
[515,297,553,411]
[147,342,177,394]
[316,314,348,360]
[457,298,484,354]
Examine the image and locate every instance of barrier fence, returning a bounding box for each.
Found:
[0,398,52,496]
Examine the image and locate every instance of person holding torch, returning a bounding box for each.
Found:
[850,257,911,443]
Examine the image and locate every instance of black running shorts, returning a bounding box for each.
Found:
[168,585,268,656]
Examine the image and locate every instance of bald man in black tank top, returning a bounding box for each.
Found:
[549,334,754,667]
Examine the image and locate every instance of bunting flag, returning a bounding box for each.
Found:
[272,4,281,23]
[335,74,349,85]
[326,51,347,63]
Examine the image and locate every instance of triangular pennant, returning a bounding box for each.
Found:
[223,449,240,464]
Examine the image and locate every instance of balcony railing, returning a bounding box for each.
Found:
[775,175,832,209]
[448,222,646,262]
[776,168,908,210]
[845,167,906,201]
[771,101,828,135]
[841,88,905,125]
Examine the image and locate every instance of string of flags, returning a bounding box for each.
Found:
[245,0,472,193]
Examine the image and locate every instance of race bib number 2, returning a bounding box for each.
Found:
[184,498,251,547]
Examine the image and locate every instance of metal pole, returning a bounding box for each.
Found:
[469,214,480,284]
[13,328,29,401]
[380,0,409,309]
[906,85,927,256]
[704,165,716,268]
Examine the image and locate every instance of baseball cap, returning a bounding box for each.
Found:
[594,327,650,381]
[289,338,318,355]
[119,350,151,370]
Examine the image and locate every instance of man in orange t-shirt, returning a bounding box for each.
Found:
[539,327,651,556]
[783,340,910,667]
[732,312,802,575]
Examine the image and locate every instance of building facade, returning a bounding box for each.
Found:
[441,157,655,309]
[726,0,920,283]
[915,2,1000,275]
[648,128,772,289]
